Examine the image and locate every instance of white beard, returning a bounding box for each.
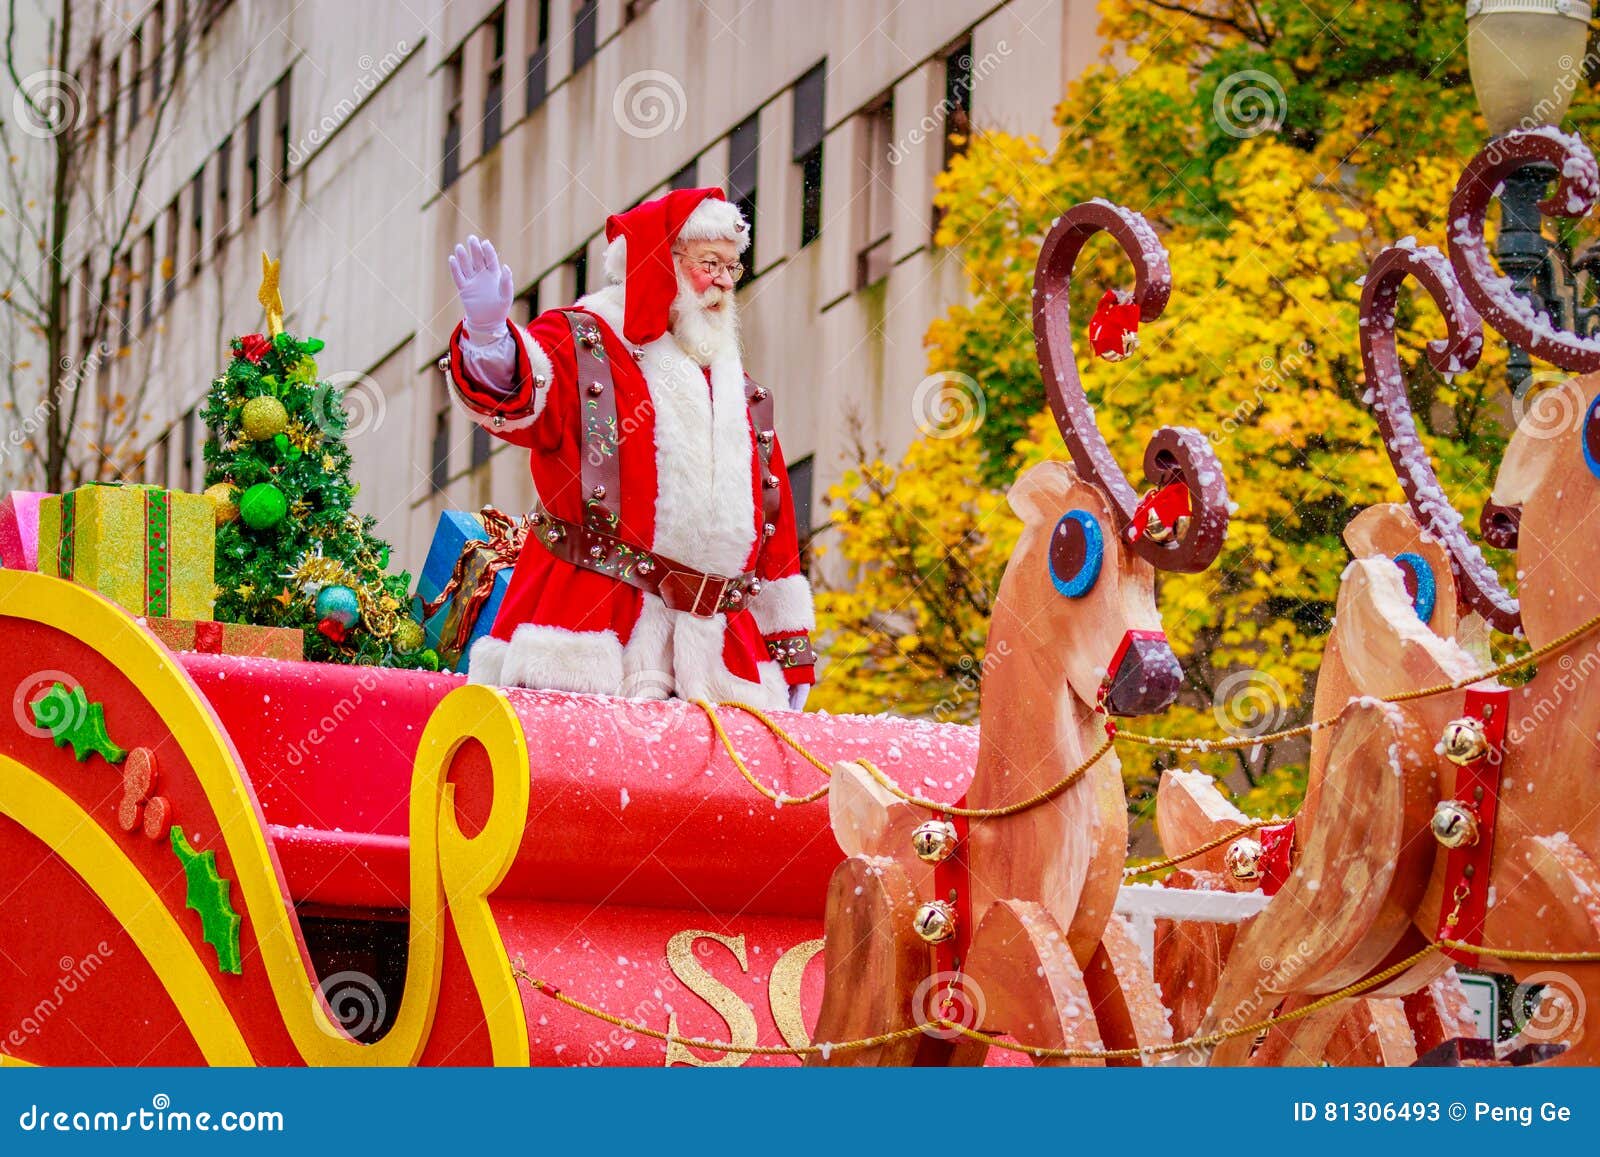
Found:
[668,268,740,367]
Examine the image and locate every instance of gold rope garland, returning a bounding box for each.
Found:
[515,937,1600,1063]
[1122,818,1278,879]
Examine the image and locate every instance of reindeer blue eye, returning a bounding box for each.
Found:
[1391,551,1436,624]
[1049,511,1103,598]
[1583,394,1600,480]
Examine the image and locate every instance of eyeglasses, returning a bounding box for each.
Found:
[676,253,745,282]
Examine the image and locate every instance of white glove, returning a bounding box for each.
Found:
[449,235,514,344]
[787,683,810,712]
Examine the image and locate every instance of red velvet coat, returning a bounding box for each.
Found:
[446,283,815,708]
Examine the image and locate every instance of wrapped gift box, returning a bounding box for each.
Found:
[37,484,215,620]
[144,617,304,661]
[0,490,49,569]
[414,508,523,673]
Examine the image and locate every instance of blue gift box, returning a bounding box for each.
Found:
[413,510,514,674]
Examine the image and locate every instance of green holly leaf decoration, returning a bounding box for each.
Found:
[170,826,243,975]
[31,683,127,765]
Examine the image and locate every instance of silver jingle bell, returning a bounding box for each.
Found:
[910,819,959,864]
[1440,716,1489,766]
[1224,836,1263,881]
[1430,799,1480,849]
[913,899,957,944]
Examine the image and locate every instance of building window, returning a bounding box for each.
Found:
[470,423,492,471]
[128,25,143,125]
[571,247,589,298]
[155,429,171,487]
[793,61,826,248]
[105,55,119,180]
[139,227,155,331]
[149,4,164,105]
[526,0,551,114]
[430,385,451,493]
[173,0,187,83]
[669,158,698,191]
[442,51,463,189]
[787,453,815,552]
[484,8,506,153]
[215,134,232,249]
[942,38,973,170]
[275,72,291,184]
[516,281,539,325]
[572,0,598,71]
[77,259,93,360]
[245,103,261,214]
[162,201,178,305]
[117,255,131,349]
[188,167,204,278]
[83,41,100,136]
[182,408,197,490]
[855,94,894,290]
[728,113,759,280]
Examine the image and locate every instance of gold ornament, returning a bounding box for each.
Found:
[913,900,957,944]
[241,395,289,441]
[321,453,337,471]
[204,481,240,525]
[289,498,311,520]
[258,251,284,337]
[392,618,426,654]
[286,418,320,452]
[1430,800,1480,849]
[911,819,960,864]
[236,583,255,599]
[1224,837,1264,881]
[1440,716,1489,766]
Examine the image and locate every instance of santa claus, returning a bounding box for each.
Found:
[445,187,816,711]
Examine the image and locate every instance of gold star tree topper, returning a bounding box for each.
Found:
[258,251,285,336]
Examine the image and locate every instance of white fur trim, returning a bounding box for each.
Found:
[576,284,756,577]
[678,198,751,251]
[749,574,815,636]
[479,621,626,695]
[669,612,789,710]
[620,593,675,696]
[465,634,509,685]
[604,236,628,285]
[513,324,555,421]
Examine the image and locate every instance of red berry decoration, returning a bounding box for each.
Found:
[1087,289,1141,362]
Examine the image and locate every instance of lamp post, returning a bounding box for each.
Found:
[1465,0,1594,395]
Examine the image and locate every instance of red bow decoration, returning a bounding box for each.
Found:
[1126,481,1192,544]
[1258,820,1295,896]
[317,617,350,643]
[1087,289,1140,362]
[237,333,272,364]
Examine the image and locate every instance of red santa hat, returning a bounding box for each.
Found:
[602,187,750,344]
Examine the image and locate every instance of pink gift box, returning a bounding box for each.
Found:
[0,491,50,570]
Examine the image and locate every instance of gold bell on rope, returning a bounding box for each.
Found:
[1430,799,1480,849]
[1224,837,1263,881]
[1440,716,1489,766]
[911,819,960,864]
[913,900,957,944]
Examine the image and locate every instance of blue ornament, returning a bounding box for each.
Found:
[314,584,361,629]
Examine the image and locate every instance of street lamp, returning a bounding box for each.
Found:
[1465,0,1594,394]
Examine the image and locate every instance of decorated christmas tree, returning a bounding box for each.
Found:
[202,254,433,668]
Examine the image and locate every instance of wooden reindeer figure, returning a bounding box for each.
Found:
[808,201,1229,1066]
[1202,129,1600,1065]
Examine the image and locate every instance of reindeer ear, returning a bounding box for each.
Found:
[1006,461,1076,523]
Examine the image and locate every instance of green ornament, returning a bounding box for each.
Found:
[239,482,288,530]
[273,432,303,461]
[391,618,426,655]
[417,648,440,672]
[241,395,288,441]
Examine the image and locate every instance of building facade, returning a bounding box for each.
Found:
[25,0,1100,573]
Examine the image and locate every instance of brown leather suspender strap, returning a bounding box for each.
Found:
[565,310,624,535]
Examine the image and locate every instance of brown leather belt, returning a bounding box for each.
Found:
[529,504,764,619]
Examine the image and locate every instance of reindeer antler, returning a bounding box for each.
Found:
[1032,200,1228,572]
[1448,128,1600,372]
[1360,242,1519,633]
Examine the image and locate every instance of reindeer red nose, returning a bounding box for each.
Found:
[1101,628,1182,717]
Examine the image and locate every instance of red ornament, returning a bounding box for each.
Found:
[1126,481,1192,544]
[317,617,349,643]
[238,333,271,364]
[1087,289,1140,362]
